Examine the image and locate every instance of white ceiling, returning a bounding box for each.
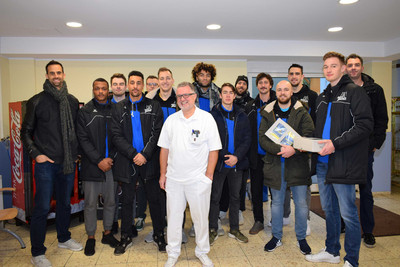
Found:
[1,0,400,61]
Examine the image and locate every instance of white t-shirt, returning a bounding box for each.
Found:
[158,107,222,183]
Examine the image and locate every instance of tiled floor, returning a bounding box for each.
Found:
[1,185,400,267]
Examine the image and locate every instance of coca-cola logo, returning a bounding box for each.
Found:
[10,108,23,184]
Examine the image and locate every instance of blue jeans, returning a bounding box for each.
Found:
[316,162,361,267]
[31,162,75,256]
[270,163,308,240]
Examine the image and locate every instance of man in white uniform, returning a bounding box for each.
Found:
[158,82,221,267]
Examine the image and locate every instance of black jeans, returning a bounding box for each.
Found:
[121,173,165,238]
[209,168,243,231]
[250,154,265,223]
[359,151,375,234]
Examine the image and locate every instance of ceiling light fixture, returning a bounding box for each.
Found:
[66,21,82,28]
[328,26,343,32]
[206,24,221,30]
[339,0,359,4]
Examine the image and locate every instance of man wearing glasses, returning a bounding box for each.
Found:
[145,75,159,94]
[158,82,221,267]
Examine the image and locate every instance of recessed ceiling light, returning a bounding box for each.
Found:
[66,22,82,28]
[206,24,221,30]
[339,0,359,4]
[328,27,343,32]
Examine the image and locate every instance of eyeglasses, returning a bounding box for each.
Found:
[147,83,158,86]
[176,93,195,99]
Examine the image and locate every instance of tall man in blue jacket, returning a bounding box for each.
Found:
[21,60,82,267]
[209,83,251,245]
[305,52,373,267]
[77,78,119,256]
[111,70,165,255]
[245,72,276,235]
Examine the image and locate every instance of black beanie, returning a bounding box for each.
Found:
[235,75,248,87]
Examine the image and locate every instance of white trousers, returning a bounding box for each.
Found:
[165,175,212,258]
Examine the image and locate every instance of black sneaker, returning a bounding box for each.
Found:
[298,239,311,255]
[153,233,167,253]
[114,236,133,255]
[84,239,95,256]
[264,236,282,252]
[363,233,376,248]
[101,232,119,248]
[131,225,138,238]
[111,221,119,234]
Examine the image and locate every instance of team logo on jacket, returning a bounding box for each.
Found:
[144,105,152,113]
[337,92,347,101]
[171,103,176,108]
[301,96,309,103]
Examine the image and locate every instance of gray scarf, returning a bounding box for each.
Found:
[43,80,77,174]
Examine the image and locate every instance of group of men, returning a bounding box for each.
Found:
[21,53,387,267]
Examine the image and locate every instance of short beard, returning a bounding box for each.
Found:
[278,98,290,105]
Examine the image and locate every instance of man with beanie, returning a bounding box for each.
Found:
[22,60,83,267]
[234,75,253,108]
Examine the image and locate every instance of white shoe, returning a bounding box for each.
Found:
[283,217,290,226]
[219,211,227,220]
[144,230,154,243]
[343,261,354,267]
[217,218,225,236]
[164,257,178,267]
[58,239,83,251]
[238,210,244,225]
[305,248,340,263]
[189,224,195,237]
[182,231,188,244]
[31,255,52,267]
[196,253,214,267]
[306,220,311,236]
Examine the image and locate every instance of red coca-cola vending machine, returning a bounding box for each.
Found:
[9,101,84,223]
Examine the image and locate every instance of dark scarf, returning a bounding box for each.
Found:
[43,80,77,174]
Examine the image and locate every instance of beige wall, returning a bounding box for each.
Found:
[364,61,392,132]
[0,59,246,137]
[1,56,10,137]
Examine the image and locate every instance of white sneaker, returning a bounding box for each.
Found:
[31,255,52,267]
[283,217,291,226]
[219,211,227,220]
[144,230,154,243]
[305,248,340,263]
[306,220,311,236]
[196,253,214,267]
[217,218,225,236]
[343,261,354,267]
[189,224,196,237]
[164,256,178,267]
[182,231,188,244]
[58,239,83,251]
[238,210,244,225]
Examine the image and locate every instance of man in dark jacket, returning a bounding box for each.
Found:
[259,80,314,254]
[21,60,82,267]
[305,52,373,267]
[234,75,253,108]
[209,83,251,245]
[346,54,389,248]
[77,78,119,256]
[111,70,165,255]
[245,72,276,235]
